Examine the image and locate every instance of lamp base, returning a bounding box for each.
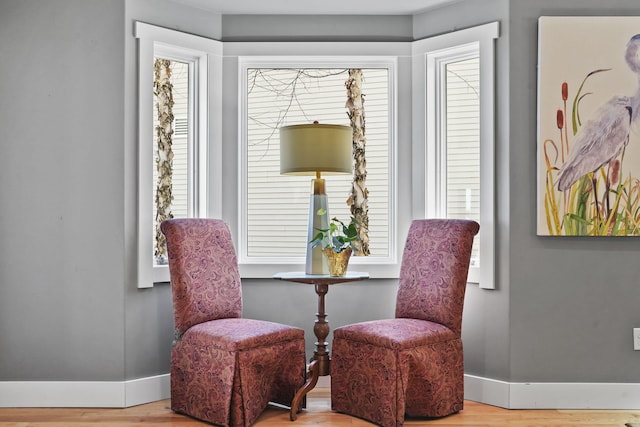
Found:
[306,193,329,275]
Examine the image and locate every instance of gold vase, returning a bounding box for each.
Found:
[322,247,352,277]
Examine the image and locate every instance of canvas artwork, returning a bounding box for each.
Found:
[537,16,640,236]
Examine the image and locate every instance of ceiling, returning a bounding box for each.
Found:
[170,0,460,15]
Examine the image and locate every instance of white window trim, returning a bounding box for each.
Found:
[413,21,499,289]
[225,42,410,278]
[134,22,222,288]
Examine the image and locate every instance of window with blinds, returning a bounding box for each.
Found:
[444,56,481,266]
[244,67,390,260]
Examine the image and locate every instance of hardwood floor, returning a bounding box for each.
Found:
[0,388,639,426]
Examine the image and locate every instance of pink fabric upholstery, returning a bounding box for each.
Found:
[161,218,306,427]
[331,219,479,427]
[161,218,243,335]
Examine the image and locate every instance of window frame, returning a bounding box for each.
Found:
[413,21,499,289]
[225,42,409,279]
[134,22,222,288]
[430,44,480,219]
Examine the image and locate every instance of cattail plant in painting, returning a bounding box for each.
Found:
[541,33,640,236]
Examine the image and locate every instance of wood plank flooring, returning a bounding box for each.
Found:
[0,388,639,426]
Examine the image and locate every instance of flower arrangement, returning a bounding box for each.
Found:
[309,210,359,254]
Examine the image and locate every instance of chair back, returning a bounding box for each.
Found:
[395,219,479,336]
[161,218,243,335]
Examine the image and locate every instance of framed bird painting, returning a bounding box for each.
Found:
[537,16,640,236]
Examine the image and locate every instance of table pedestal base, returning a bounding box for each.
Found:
[272,272,369,422]
[290,361,319,421]
[291,283,330,421]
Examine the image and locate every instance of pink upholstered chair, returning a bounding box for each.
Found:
[330,219,479,427]
[161,218,306,427]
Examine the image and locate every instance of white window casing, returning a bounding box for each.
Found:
[131,28,498,285]
[413,21,499,289]
[134,22,222,288]
[238,54,398,278]
[221,41,411,278]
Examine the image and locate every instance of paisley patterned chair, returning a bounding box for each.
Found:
[330,219,479,427]
[161,218,306,427]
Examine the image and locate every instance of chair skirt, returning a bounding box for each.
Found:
[331,321,464,427]
[170,318,306,427]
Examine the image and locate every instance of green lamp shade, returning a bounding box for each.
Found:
[279,123,353,175]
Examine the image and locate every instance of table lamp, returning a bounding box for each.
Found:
[280,121,352,275]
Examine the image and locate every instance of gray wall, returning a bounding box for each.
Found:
[221,15,413,41]
[415,0,640,384]
[508,0,640,383]
[0,0,126,381]
[2,0,639,389]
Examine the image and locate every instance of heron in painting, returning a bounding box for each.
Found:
[557,34,640,212]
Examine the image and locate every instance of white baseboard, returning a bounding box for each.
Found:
[464,374,511,408]
[0,374,170,408]
[464,374,640,410]
[124,374,170,407]
[2,374,638,409]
